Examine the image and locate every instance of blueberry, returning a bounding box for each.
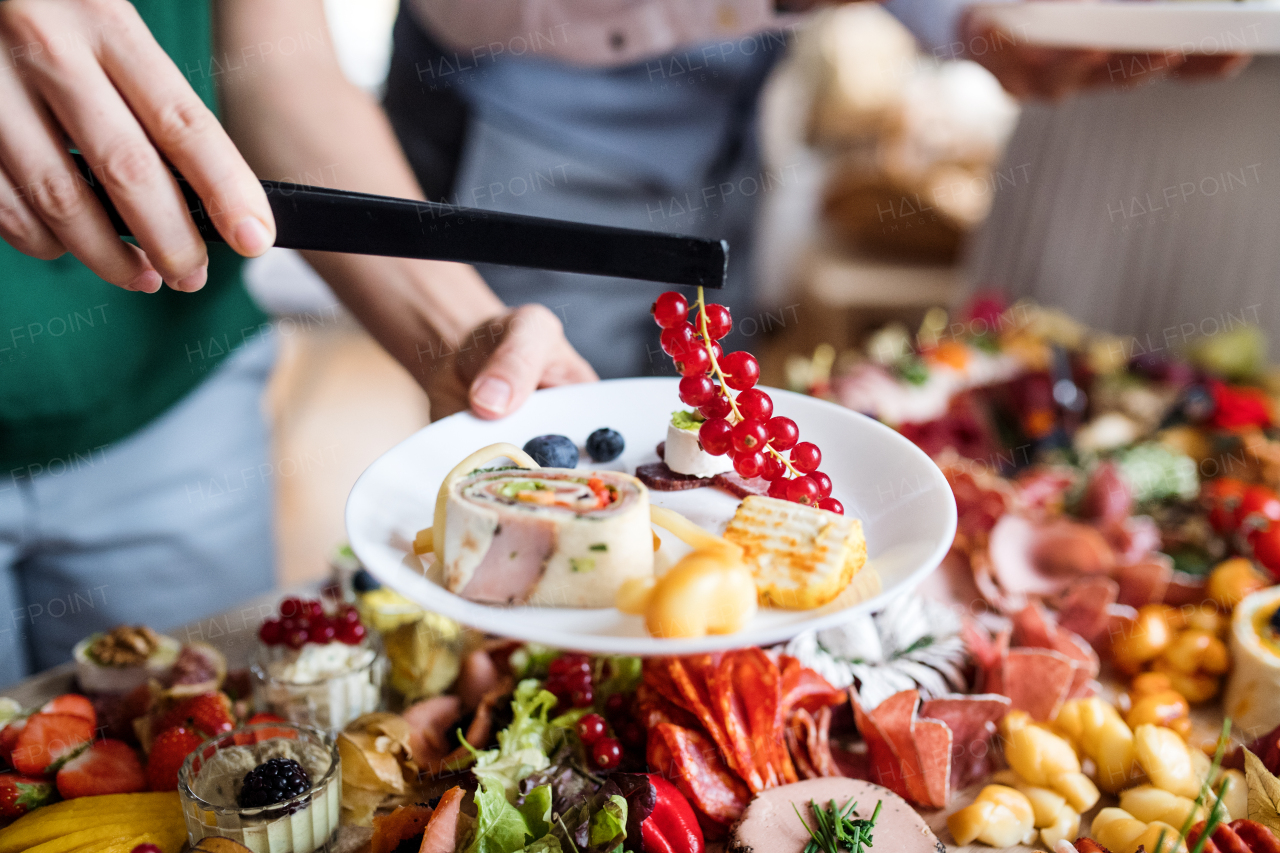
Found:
[352,568,381,593]
[523,435,578,468]
[586,428,625,462]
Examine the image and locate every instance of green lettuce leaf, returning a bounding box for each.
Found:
[468,778,532,853]
[467,679,558,800]
[588,794,627,849]
[597,657,642,700]
[521,838,564,853]
[519,784,553,840]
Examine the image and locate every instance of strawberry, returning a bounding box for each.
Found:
[155,692,233,738]
[56,738,146,798]
[12,713,94,775]
[0,717,28,767]
[41,695,97,729]
[0,772,54,817]
[146,726,204,791]
[239,712,291,744]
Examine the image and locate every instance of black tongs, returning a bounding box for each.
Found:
[70,153,728,288]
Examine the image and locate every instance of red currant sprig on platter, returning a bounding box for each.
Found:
[651,288,842,514]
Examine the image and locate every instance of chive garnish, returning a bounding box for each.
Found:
[792,797,881,853]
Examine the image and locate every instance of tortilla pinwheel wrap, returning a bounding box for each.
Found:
[442,468,654,607]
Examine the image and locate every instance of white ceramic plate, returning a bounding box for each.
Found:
[345,378,956,655]
[970,2,1280,53]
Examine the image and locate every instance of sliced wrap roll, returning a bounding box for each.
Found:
[443,468,653,607]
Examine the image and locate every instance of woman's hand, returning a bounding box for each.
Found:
[0,0,275,291]
[421,303,598,421]
[962,16,1250,101]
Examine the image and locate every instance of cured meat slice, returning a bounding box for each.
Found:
[1051,577,1119,644]
[912,717,952,809]
[1115,556,1174,608]
[1001,648,1075,721]
[919,694,1010,790]
[712,471,771,498]
[635,461,709,491]
[851,691,910,801]
[717,648,792,789]
[779,655,845,717]
[870,690,932,808]
[647,722,750,830]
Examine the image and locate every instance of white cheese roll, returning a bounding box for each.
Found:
[442,468,653,607]
[1224,585,1280,738]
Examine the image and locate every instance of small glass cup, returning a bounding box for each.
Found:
[178,722,341,853]
[251,635,386,732]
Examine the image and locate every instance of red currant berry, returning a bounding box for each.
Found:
[337,622,367,645]
[312,620,337,644]
[285,629,309,650]
[733,450,765,478]
[760,453,785,481]
[736,388,773,421]
[259,619,283,645]
[765,417,799,451]
[699,418,734,456]
[563,670,592,694]
[710,341,724,361]
[591,737,622,770]
[295,616,312,632]
[790,442,821,474]
[818,497,845,514]
[652,292,689,328]
[279,597,303,618]
[720,351,760,391]
[787,475,820,506]
[280,616,298,633]
[730,419,768,454]
[660,323,697,357]
[340,605,362,624]
[306,600,325,619]
[604,693,628,719]
[699,393,732,420]
[131,845,165,853]
[675,345,710,377]
[678,375,716,407]
[767,478,790,499]
[577,713,607,745]
[810,471,833,499]
[703,304,733,340]
[571,687,595,708]
[619,720,646,750]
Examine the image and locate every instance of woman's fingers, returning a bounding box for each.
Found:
[467,304,596,419]
[0,51,162,291]
[99,2,274,257]
[22,25,210,290]
[0,160,64,261]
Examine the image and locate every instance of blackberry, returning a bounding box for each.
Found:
[352,567,381,592]
[238,758,312,811]
[585,428,625,463]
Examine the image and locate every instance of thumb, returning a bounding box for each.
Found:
[467,304,559,419]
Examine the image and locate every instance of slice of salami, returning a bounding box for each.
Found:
[918,694,1010,791]
[635,462,710,491]
[912,717,953,809]
[1001,648,1075,721]
[851,691,910,801]
[721,648,792,788]
[787,711,819,780]
[647,722,750,830]
[870,689,932,808]
[712,471,771,498]
[779,654,845,717]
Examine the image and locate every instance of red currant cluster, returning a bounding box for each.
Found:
[258,597,367,649]
[546,654,645,771]
[652,289,843,514]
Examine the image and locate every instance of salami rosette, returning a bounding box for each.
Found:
[442,468,654,607]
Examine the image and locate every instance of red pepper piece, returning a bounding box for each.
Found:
[640,774,704,853]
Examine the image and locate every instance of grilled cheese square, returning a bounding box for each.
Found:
[722,495,866,609]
